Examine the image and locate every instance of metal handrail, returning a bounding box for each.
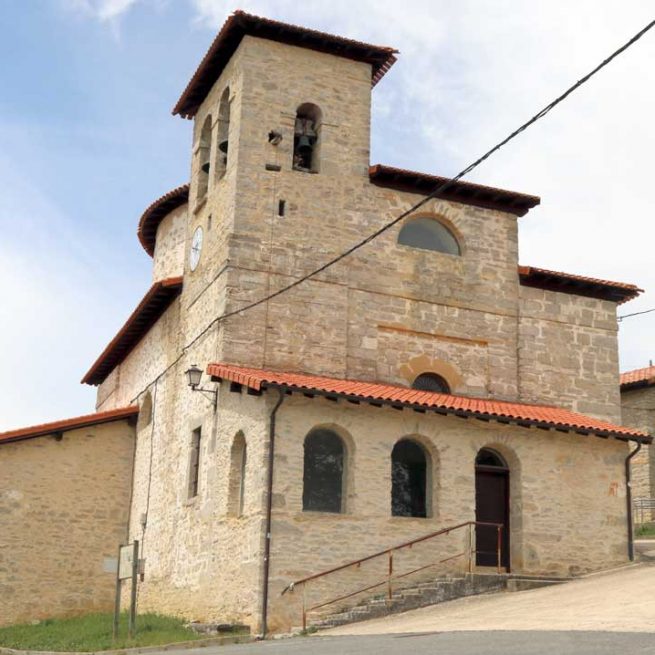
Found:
[281,520,503,630]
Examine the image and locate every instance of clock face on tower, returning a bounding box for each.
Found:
[189,226,203,271]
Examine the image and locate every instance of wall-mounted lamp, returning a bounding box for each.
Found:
[268,130,283,146]
[184,364,218,410]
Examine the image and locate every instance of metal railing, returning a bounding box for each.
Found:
[634,498,655,525]
[281,520,503,630]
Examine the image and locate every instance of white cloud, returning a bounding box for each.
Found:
[62,0,139,22]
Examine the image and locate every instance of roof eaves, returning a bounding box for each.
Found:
[518,265,642,305]
[81,277,183,386]
[173,11,398,119]
[137,185,189,257]
[207,363,651,443]
[0,406,139,445]
[368,165,540,217]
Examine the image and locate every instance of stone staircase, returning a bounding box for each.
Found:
[303,572,568,631]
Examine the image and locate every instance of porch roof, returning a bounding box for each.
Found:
[621,364,655,391]
[207,363,650,443]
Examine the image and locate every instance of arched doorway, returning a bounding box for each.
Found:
[475,448,510,569]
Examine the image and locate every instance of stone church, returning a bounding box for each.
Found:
[0,10,650,635]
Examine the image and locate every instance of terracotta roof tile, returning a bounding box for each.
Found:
[0,406,139,445]
[621,365,655,390]
[518,265,642,304]
[173,11,398,119]
[82,277,183,386]
[207,363,650,442]
[137,185,189,257]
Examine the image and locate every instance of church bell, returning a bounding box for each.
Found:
[296,135,313,154]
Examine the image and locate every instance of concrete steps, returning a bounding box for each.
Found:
[303,572,567,631]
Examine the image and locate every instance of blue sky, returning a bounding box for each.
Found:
[1,0,654,429]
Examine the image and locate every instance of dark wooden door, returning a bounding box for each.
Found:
[475,467,510,569]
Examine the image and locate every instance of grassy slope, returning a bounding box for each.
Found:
[0,613,202,652]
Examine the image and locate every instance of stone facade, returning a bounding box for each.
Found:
[621,385,655,502]
[0,18,636,634]
[0,421,134,627]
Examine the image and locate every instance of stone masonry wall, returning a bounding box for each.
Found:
[621,385,655,502]
[263,390,629,632]
[125,384,270,629]
[0,421,134,627]
[152,204,187,282]
[518,286,621,423]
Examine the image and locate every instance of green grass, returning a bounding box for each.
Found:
[635,522,655,538]
[0,612,204,652]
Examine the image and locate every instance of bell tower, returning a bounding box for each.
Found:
[172,12,398,373]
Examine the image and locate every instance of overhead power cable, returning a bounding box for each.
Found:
[619,307,655,322]
[128,17,655,403]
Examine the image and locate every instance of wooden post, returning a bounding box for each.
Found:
[128,540,139,639]
[112,544,122,642]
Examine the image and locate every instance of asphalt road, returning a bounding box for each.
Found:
[170,632,655,655]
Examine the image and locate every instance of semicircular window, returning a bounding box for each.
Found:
[398,217,461,255]
[475,448,508,468]
[412,373,451,394]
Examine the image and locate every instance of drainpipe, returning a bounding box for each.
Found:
[260,387,286,639]
[625,439,642,561]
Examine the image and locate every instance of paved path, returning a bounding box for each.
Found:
[324,563,655,636]
[159,632,655,654]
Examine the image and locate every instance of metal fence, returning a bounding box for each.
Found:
[633,498,655,525]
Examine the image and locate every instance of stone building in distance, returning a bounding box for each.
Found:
[0,10,651,634]
[621,365,655,504]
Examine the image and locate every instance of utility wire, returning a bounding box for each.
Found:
[619,307,655,322]
[129,17,655,403]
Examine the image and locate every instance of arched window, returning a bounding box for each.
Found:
[228,431,247,516]
[391,439,428,518]
[398,217,461,255]
[216,87,230,179]
[475,448,508,468]
[137,391,153,430]
[302,429,344,513]
[293,103,322,173]
[197,115,212,200]
[412,372,450,394]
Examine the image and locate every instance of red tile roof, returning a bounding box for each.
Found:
[82,277,183,386]
[137,185,189,257]
[518,266,642,305]
[173,11,398,119]
[0,406,139,445]
[207,363,650,442]
[369,165,540,217]
[621,365,655,390]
